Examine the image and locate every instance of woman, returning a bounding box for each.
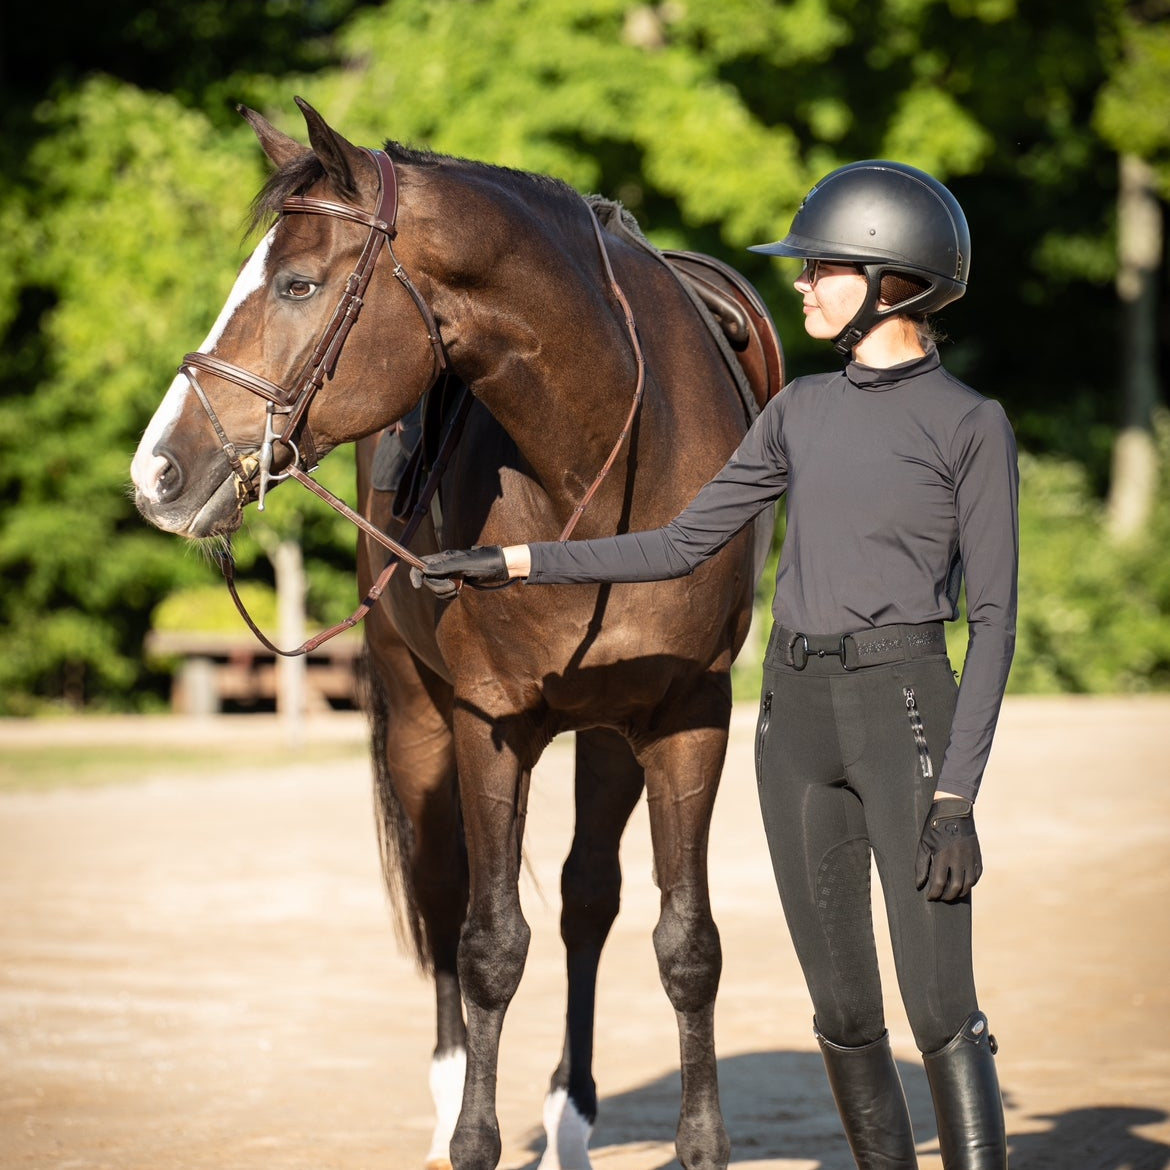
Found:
[413,160,1017,1170]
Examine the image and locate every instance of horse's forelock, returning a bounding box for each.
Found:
[248,153,327,234]
[245,143,428,236]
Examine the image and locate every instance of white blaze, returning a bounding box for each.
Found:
[131,231,274,500]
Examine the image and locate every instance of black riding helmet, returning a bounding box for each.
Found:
[750,160,971,356]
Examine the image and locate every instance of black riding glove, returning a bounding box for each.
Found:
[410,547,510,598]
[915,797,983,902]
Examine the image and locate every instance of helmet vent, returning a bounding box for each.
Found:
[880,272,930,308]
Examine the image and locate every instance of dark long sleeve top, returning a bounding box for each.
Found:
[527,347,1019,800]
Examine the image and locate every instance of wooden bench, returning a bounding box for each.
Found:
[145,631,363,716]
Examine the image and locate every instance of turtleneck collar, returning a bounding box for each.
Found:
[845,344,940,391]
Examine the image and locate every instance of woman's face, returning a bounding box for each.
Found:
[794,260,867,341]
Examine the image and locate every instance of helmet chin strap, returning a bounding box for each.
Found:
[832,264,888,357]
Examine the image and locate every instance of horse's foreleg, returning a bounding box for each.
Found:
[448,715,533,1170]
[410,780,469,1170]
[361,616,469,1170]
[539,729,645,1170]
[424,901,469,1170]
[639,699,733,1170]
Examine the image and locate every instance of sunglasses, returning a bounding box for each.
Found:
[800,259,860,284]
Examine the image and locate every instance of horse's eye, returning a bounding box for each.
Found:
[281,276,319,300]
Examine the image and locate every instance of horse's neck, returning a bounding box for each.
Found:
[405,164,648,518]
[452,235,643,516]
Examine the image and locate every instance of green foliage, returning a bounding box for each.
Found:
[0,79,261,712]
[0,0,1167,708]
[1011,412,1170,693]
[264,0,1143,425]
[151,583,279,634]
[271,0,817,244]
[2,0,374,128]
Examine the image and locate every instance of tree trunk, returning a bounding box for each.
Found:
[1107,153,1163,541]
[273,540,307,736]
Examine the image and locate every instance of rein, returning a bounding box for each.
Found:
[560,207,646,541]
[186,150,644,655]
[216,387,474,656]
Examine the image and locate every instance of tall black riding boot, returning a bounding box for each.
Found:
[815,1021,919,1169]
[922,1011,1008,1169]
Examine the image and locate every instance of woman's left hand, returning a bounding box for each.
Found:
[915,798,983,901]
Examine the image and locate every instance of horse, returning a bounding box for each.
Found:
[130,97,782,1170]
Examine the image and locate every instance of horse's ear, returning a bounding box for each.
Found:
[238,105,307,169]
[295,96,374,203]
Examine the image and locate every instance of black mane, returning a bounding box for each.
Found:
[249,139,578,235]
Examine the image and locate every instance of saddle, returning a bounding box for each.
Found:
[587,195,784,415]
[661,248,785,413]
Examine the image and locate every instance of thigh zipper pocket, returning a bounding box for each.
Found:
[903,686,934,780]
[756,690,773,778]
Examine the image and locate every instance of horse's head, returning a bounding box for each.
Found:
[131,99,445,538]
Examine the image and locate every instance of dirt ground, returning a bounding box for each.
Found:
[1,696,1168,1170]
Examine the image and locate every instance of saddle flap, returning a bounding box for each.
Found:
[373,374,467,523]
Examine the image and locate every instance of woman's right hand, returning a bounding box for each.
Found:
[410,547,511,597]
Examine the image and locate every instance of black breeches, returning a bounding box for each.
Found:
[755,632,978,1055]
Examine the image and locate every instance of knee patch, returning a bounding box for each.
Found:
[812,837,884,1045]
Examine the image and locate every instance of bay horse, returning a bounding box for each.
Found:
[130,98,781,1170]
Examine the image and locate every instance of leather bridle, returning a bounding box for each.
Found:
[178,147,645,655]
[181,148,447,516]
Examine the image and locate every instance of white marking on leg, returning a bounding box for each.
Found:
[425,1047,466,1169]
[537,1087,594,1170]
[131,232,274,500]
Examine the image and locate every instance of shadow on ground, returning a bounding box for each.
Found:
[513,1051,1170,1170]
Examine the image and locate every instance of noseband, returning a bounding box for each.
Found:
[181,148,447,511]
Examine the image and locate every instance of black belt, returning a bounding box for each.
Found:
[774,621,946,671]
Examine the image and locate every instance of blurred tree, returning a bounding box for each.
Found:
[0,1,375,711]
[0,83,358,712]
[1094,4,1170,539]
[257,0,1146,421]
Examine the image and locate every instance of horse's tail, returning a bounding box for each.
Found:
[357,648,433,974]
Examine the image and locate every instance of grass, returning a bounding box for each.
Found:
[0,739,368,794]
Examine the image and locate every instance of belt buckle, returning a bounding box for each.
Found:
[789,632,810,670]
